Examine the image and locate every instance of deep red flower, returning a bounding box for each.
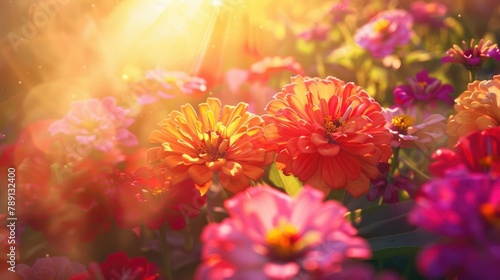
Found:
[429,127,500,177]
[71,251,160,280]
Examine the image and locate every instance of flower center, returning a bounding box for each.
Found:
[373,18,391,33]
[425,3,438,13]
[265,223,301,258]
[479,155,500,168]
[150,187,167,197]
[391,114,415,133]
[417,81,428,88]
[198,130,229,161]
[480,203,500,229]
[80,120,100,131]
[323,115,344,134]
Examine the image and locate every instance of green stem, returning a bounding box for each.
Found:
[468,68,477,82]
[315,43,326,77]
[183,222,193,252]
[389,146,401,179]
[159,224,173,280]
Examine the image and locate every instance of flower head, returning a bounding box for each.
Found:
[17,256,86,280]
[113,167,206,230]
[409,172,500,279]
[148,97,276,193]
[71,251,160,280]
[430,127,500,177]
[131,69,207,105]
[264,76,392,197]
[382,105,447,149]
[354,10,413,58]
[367,162,416,203]
[196,186,371,279]
[447,74,500,144]
[410,1,448,28]
[297,23,331,42]
[249,56,305,81]
[329,0,356,23]
[393,70,454,107]
[48,97,137,152]
[442,39,498,69]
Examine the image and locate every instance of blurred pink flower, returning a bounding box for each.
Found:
[48,97,138,152]
[442,39,498,69]
[132,69,207,104]
[393,70,454,107]
[249,56,305,81]
[17,257,86,280]
[329,0,356,23]
[409,172,500,279]
[487,47,500,61]
[297,23,331,42]
[382,105,446,149]
[410,1,448,28]
[354,10,413,58]
[196,186,371,280]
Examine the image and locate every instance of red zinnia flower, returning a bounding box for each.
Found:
[264,76,392,197]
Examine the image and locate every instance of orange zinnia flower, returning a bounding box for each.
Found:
[148,97,276,194]
[447,74,500,145]
[264,76,392,197]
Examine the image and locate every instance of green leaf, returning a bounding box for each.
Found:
[267,162,303,196]
[368,229,439,259]
[403,50,433,65]
[372,246,421,260]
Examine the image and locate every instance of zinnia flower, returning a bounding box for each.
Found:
[113,167,207,230]
[195,186,371,280]
[393,70,454,107]
[48,97,138,152]
[409,172,500,279]
[410,1,448,28]
[382,105,447,149]
[297,23,331,42]
[429,126,500,177]
[442,39,498,69]
[329,0,356,23]
[71,251,160,280]
[264,76,392,197]
[447,74,500,144]
[17,257,86,280]
[367,162,416,203]
[148,97,276,193]
[249,56,305,81]
[354,10,413,58]
[131,69,207,105]
[487,47,500,61]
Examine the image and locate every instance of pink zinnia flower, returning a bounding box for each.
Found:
[329,0,356,23]
[196,186,371,280]
[249,56,305,81]
[393,70,454,107]
[354,10,413,58]
[382,105,446,149]
[429,126,500,177]
[264,76,392,197]
[297,23,331,42]
[48,97,138,152]
[410,1,448,28]
[17,257,86,280]
[409,172,500,279]
[132,69,207,105]
[442,39,498,69]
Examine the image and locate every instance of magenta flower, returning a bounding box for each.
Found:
[196,186,371,279]
[487,47,500,61]
[442,39,498,69]
[17,256,86,280]
[409,172,500,279]
[354,10,413,59]
[329,0,356,23]
[132,69,207,104]
[410,1,448,28]
[48,97,138,152]
[297,23,331,42]
[393,70,454,106]
[367,162,416,203]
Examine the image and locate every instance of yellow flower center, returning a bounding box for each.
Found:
[417,81,428,88]
[391,114,415,130]
[373,18,391,33]
[323,115,344,133]
[265,223,301,258]
[480,203,500,229]
[150,187,167,197]
[198,130,229,161]
[80,120,100,131]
